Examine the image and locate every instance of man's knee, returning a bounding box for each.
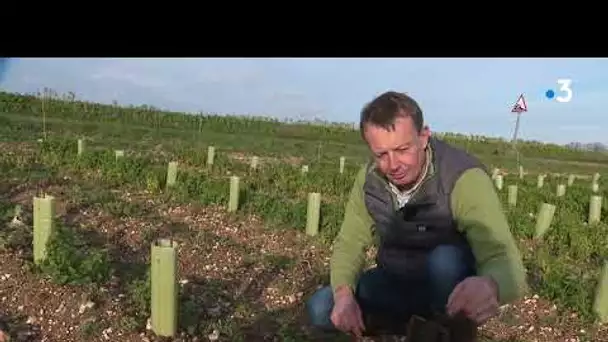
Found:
[427,245,476,312]
[427,244,476,282]
[305,286,335,330]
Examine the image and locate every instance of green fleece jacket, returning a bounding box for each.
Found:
[329,155,529,306]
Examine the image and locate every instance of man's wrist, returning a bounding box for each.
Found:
[333,284,354,298]
[482,276,499,298]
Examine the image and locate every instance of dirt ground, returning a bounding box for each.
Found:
[0,180,606,342]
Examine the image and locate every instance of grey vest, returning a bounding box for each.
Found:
[362,137,487,279]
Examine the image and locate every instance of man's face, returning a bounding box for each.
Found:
[363,115,430,187]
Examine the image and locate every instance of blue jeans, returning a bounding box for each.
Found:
[306,244,476,334]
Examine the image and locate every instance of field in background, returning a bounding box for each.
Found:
[0,90,606,342]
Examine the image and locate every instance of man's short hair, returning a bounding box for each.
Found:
[359,91,424,136]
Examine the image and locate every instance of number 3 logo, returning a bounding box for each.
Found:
[556,79,572,103]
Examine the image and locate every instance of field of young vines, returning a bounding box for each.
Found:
[0,90,606,342]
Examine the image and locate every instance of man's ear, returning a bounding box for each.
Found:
[420,125,431,149]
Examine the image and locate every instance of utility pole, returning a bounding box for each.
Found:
[510,94,528,168]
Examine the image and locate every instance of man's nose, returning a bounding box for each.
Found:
[387,152,399,170]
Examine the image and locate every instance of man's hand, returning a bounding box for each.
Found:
[330,286,366,337]
[446,276,499,325]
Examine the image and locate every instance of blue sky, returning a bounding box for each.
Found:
[0,57,606,145]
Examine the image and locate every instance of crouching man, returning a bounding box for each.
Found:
[306,91,529,341]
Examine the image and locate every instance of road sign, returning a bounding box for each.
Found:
[511,94,528,113]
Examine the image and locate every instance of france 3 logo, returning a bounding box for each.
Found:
[511,79,572,114]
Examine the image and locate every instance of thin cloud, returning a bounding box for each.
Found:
[90,67,166,89]
[558,125,601,131]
